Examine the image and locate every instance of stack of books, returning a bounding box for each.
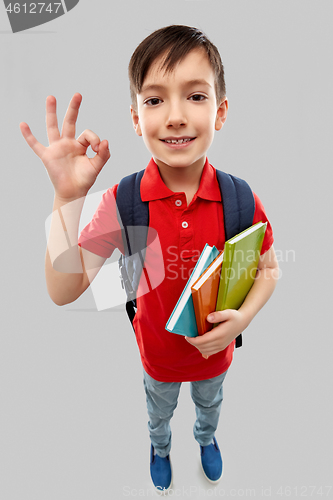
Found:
[165,221,267,337]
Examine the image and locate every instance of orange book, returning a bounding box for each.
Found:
[191,252,224,335]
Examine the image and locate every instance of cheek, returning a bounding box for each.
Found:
[196,115,215,142]
[140,114,159,140]
[193,106,216,129]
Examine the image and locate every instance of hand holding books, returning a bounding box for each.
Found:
[186,221,267,357]
[185,308,249,357]
[165,222,267,354]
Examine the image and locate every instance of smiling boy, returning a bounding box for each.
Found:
[20,25,278,493]
[130,47,227,205]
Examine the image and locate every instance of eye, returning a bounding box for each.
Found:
[144,98,162,106]
[189,94,207,102]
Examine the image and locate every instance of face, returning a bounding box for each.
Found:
[131,48,228,173]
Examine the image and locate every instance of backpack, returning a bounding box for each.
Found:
[117,168,255,348]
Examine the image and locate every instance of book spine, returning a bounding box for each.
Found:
[215,244,230,311]
[214,245,234,328]
[223,244,234,307]
[191,288,206,336]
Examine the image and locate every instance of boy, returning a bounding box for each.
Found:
[20,25,279,493]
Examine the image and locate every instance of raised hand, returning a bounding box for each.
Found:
[20,93,110,201]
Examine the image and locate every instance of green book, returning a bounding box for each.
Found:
[215,222,267,316]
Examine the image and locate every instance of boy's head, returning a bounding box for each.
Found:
[128,25,228,173]
[128,25,226,113]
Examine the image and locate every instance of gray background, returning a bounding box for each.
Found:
[1,1,332,498]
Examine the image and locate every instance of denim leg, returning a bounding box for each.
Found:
[190,370,228,447]
[143,369,181,458]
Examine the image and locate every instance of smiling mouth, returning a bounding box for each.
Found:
[161,137,195,144]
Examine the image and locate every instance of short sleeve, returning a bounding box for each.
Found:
[252,192,274,254]
[78,184,124,258]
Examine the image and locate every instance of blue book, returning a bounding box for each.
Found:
[165,244,219,337]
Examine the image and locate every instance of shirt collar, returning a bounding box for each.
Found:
[141,157,221,202]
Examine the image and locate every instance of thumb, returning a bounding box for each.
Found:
[207,310,230,324]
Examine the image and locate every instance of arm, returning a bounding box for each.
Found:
[20,93,110,305]
[185,245,279,358]
[45,194,106,305]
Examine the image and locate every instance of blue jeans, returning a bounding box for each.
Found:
[143,368,228,458]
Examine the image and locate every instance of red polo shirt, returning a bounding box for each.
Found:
[79,157,274,382]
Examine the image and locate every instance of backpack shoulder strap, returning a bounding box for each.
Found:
[216,170,255,348]
[116,169,149,256]
[216,170,255,241]
[116,170,149,324]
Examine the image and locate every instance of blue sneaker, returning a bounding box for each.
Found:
[200,437,223,483]
[150,445,172,493]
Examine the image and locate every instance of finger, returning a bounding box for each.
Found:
[185,337,216,357]
[90,140,111,174]
[46,95,60,144]
[76,129,101,151]
[207,310,230,324]
[61,93,82,139]
[19,122,46,158]
[185,330,215,345]
[185,336,204,347]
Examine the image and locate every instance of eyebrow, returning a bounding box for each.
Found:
[140,79,212,93]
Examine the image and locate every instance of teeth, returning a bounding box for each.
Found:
[165,138,192,144]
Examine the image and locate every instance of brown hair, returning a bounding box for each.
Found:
[128,25,226,110]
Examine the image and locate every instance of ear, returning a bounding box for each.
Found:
[130,105,142,136]
[215,98,228,131]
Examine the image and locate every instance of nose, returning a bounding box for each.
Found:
[165,100,187,128]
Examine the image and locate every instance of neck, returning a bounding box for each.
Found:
[154,156,206,205]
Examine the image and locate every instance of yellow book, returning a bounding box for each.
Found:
[215,222,267,317]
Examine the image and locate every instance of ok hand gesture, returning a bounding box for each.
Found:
[20,93,110,201]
